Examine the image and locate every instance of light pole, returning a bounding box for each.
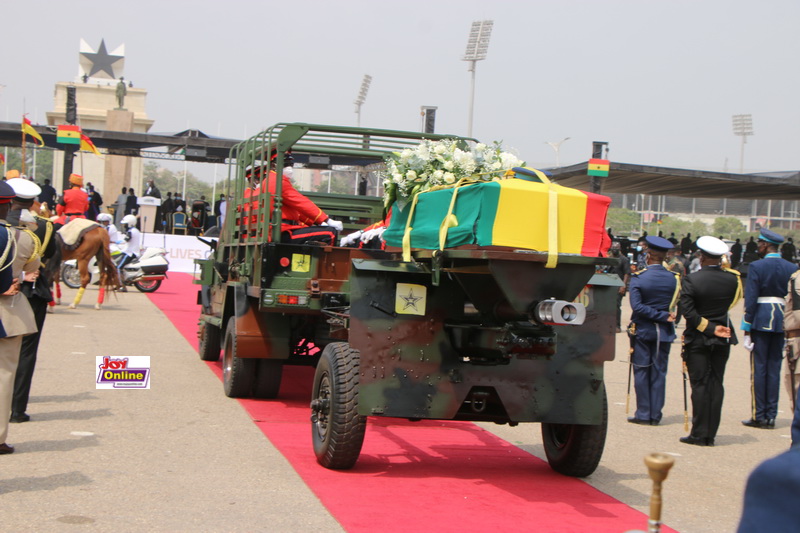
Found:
[354,74,372,127]
[732,114,754,173]
[462,20,493,138]
[544,137,571,168]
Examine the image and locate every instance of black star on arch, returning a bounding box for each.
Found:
[81,39,123,78]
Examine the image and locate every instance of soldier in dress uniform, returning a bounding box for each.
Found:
[783,269,800,410]
[679,236,742,446]
[627,235,680,426]
[6,179,56,423]
[0,180,40,454]
[738,446,800,532]
[742,228,798,429]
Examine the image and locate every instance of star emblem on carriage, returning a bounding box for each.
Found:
[400,289,422,311]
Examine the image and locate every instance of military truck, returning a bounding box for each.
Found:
[195,123,619,477]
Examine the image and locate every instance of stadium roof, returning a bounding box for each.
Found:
[549,161,800,200]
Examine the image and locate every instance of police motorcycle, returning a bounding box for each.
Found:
[61,216,170,293]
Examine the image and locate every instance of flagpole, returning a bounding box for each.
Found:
[21,115,27,176]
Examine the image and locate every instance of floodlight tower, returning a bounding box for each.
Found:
[354,74,372,127]
[462,20,493,138]
[732,114,754,173]
[544,137,571,168]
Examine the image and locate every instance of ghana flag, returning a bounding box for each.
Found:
[384,172,611,261]
[588,158,610,177]
[56,125,82,144]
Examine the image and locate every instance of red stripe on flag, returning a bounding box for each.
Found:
[580,191,612,256]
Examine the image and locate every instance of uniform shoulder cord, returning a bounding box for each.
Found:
[0,224,16,273]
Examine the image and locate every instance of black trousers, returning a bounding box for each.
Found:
[12,296,48,415]
[684,337,731,441]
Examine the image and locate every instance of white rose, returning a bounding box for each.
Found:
[475,143,487,152]
[432,170,444,180]
[406,170,417,181]
[501,152,522,169]
[400,149,413,161]
[434,143,447,154]
[392,173,403,183]
[444,160,455,171]
[491,161,502,170]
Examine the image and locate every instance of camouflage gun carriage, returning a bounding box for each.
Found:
[195,123,619,477]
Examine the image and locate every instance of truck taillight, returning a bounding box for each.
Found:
[276,294,308,306]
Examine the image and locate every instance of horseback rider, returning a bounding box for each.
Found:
[54,174,88,226]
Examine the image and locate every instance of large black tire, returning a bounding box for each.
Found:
[61,264,82,289]
[252,359,283,399]
[311,342,366,469]
[541,387,608,477]
[134,279,162,293]
[198,322,221,362]
[222,319,256,398]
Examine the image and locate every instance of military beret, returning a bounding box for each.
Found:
[645,235,673,252]
[758,228,784,245]
[6,178,41,201]
[696,236,728,257]
[0,181,15,204]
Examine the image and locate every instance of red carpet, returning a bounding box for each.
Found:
[150,274,675,533]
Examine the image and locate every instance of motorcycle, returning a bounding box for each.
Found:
[61,244,170,293]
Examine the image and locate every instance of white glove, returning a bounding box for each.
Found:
[361,226,386,244]
[743,335,754,352]
[323,218,343,232]
[339,231,362,247]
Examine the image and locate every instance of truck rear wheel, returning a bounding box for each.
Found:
[311,342,366,469]
[223,319,255,398]
[541,388,608,477]
[253,359,283,399]
[198,322,221,362]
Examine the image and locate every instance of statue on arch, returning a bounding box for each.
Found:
[116,77,127,109]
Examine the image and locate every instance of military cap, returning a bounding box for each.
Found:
[758,228,784,245]
[6,178,41,201]
[0,181,15,204]
[696,235,728,257]
[645,235,673,252]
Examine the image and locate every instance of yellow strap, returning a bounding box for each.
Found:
[0,226,15,272]
[506,167,558,268]
[401,194,422,262]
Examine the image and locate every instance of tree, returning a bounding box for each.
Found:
[605,208,641,236]
[642,216,708,241]
[1,147,54,182]
[712,217,747,239]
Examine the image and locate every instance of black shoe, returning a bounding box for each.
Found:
[628,417,655,426]
[764,419,776,429]
[742,418,767,429]
[0,443,14,454]
[680,435,713,447]
[9,413,29,423]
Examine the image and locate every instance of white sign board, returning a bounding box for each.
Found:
[141,234,215,273]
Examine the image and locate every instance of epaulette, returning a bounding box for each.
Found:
[632,268,646,276]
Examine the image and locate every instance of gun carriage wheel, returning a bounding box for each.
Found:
[222,319,256,397]
[541,386,608,477]
[311,342,366,469]
[198,322,221,362]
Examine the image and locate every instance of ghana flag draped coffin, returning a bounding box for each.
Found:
[383,175,612,257]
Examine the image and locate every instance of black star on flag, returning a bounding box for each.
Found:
[81,39,123,78]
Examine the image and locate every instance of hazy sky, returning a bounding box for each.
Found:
[3,0,798,182]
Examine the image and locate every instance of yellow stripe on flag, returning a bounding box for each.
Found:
[492,180,587,254]
[588,163,609,171]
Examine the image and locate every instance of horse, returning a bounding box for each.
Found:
[51,219,119,310]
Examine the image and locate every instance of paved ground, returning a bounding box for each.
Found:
[1,285,792,532]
